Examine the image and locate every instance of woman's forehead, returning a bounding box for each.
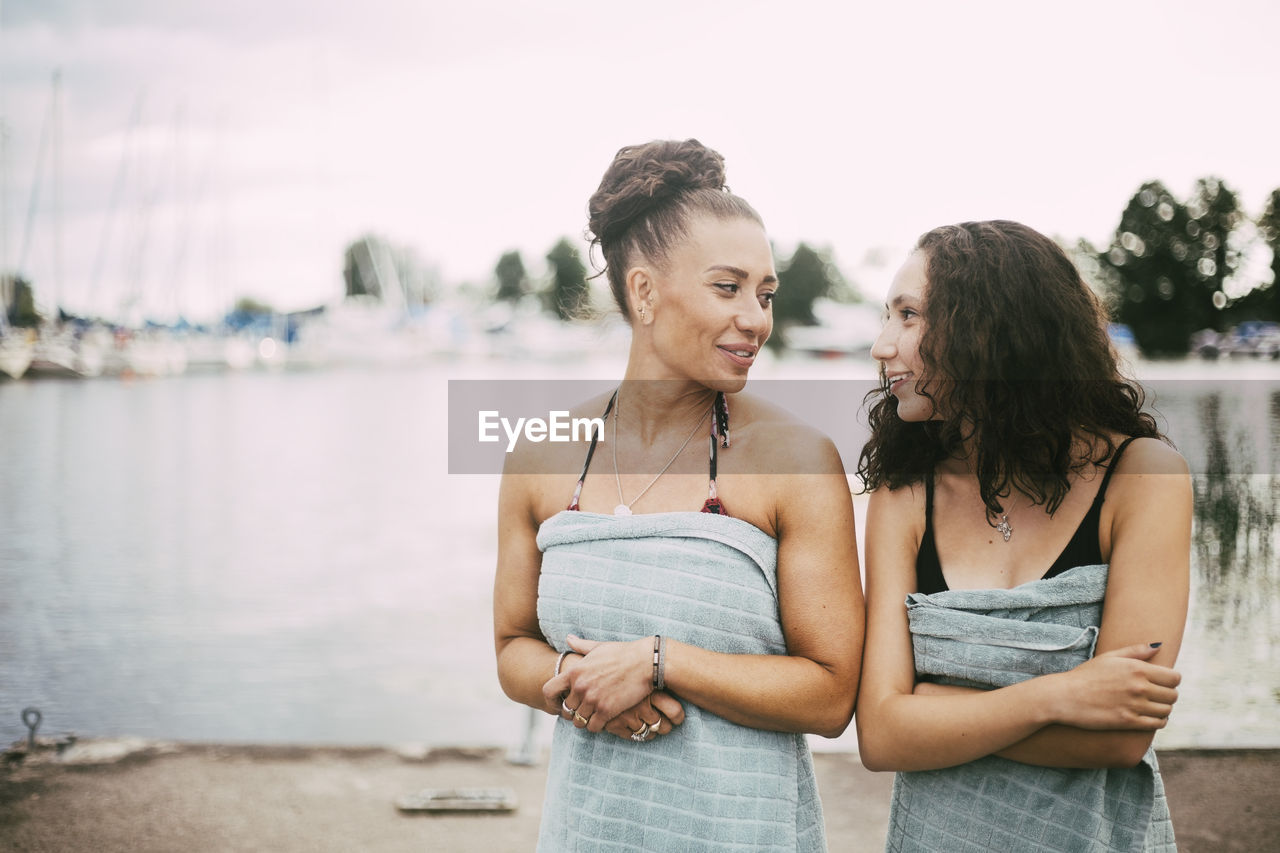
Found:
[886,251,927,302]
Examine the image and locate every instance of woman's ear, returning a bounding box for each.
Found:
[626,267,655,325]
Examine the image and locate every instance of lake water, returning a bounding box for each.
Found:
[1,354,1277,753]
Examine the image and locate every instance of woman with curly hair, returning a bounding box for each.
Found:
[855,220,1190,852]
[494,139,864,851]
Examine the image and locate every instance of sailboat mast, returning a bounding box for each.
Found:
[52,69,62,320]
[0,0,9,321]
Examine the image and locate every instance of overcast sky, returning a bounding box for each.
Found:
[2,0,1278,320]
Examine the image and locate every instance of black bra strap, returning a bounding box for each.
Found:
[924,472,936,531]
[1093,435,1140,505]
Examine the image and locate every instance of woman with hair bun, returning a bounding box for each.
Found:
[855,220,1190,851]
[494,139,864,851]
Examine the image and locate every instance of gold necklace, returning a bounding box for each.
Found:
[611,395,711,516]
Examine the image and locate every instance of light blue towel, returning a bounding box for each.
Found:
[887,564,1176,852]
[536,510,826,853]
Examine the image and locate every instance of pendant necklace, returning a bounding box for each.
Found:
[995,513,1013,542]
[612,395,711,516]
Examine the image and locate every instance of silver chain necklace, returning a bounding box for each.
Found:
[611,395,711,516]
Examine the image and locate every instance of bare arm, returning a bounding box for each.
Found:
[857,485,1069,770]
[492,465,564,715]
[494,452,685,741]
[992,440,1191,767]
[549,435,865,738]
[854,453,1188,772]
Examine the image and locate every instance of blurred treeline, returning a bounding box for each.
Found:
[1082,179,1280,356]
[474,177,1280,359]
[486,238,851,352]
[7,177,1277,360]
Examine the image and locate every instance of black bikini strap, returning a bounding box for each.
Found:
[923,471,936,532]
[708,392,728,479]
[578,391,616,482]
[712,391,730,449]
[574,389,726,512]
[567,391,616,511]
[1093,435,1140,504]
[703,392,729,514]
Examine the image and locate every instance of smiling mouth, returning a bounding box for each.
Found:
[886,373,912,391]
[719,345,757,364]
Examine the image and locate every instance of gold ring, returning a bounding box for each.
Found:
[574,712,589,726]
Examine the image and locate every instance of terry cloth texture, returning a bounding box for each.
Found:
[887,563,1176,853]
[535,510,826,853]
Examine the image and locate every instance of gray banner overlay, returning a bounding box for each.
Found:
[447,378,1280,478]
[449,379,872,475]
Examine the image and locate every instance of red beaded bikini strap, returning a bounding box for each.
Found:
[702,391,729,515]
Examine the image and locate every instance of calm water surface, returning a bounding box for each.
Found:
[1,356,1277,751]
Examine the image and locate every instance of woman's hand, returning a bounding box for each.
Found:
[540,651,580,716]
[538,635,655,732]
[597,691,685,742]
[1050,642,1181,731]
[540,640,685,739]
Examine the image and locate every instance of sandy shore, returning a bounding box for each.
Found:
[2,741,1277,851]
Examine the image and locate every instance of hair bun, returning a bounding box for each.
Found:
[588,139,727,246]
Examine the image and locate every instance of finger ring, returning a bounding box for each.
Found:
[574,712,589,726]
[632,717,660,737]
[561,700,575,717]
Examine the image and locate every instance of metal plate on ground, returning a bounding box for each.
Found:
[395,787,518,814]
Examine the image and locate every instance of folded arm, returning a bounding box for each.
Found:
[550,437,865,738]
[855,446,1191,772]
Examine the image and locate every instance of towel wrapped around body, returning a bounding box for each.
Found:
[887,563,1176,852]
[536,510,825,853]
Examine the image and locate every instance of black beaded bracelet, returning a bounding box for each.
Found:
[652,634,666,690]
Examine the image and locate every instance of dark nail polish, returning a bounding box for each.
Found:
[1149,642,1163,649]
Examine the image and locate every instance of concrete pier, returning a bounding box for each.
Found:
[2,741,1277,851]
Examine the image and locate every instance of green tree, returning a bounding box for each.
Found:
[1186,176,1244,318]
[1253,188,1280,321]
[4,275,40,327]
[233,296,275,315]
[768,243,846,349]
[544,238,589,321]
[495,250,528,302]
[343,235,436,306]
[1099,179,1241,356]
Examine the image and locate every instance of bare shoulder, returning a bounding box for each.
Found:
[726,392,844,475]
[1113,436,1190,477]
[502,388,613,474]
[864,483,927,587]
[501,389,614,520]
[1104,436,1192,527]
[866,481,926,535]
[867,481,924,513]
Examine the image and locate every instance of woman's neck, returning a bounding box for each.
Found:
[614,379,717,446]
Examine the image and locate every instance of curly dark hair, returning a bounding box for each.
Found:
[855,220,1164,520]
[587,139,763,320]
